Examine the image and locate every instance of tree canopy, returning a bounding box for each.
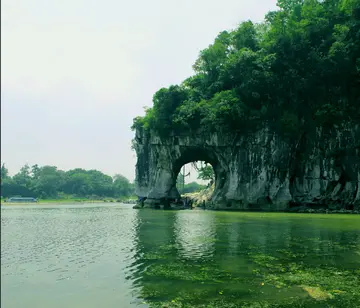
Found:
[0,163,135,199]
[132,0,360,138]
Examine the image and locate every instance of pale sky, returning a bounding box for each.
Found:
[1,0,278,182]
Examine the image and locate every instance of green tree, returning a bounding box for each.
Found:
[197,165,215,182]
[128,1,360,151]
[1,163,9,183]
[1,164,134,199]
[62,169,92,196]
[32,166,64,198]
[13,164,32,188]
[277,0,303,13]
[1,164,36,198]
[152,85,189,134]
[113,174,134,197]
[31,164,41,180]
[87,170,113,196]
[232,21,259,51]
[179,182,206,194]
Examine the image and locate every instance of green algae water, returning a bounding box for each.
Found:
[1,204,360,308]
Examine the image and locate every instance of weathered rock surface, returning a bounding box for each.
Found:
[133,125,360,211]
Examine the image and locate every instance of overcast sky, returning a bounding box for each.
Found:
[1,0,278,181]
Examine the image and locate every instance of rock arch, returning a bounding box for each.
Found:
[134,129,230,208]
[171,146,224,199]
[133,126,360,211]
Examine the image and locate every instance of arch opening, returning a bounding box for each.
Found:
[168,147,225,208]
[176,161,215,195]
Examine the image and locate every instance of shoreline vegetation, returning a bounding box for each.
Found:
[0,163,138,204]
[2,195,359,214]
[1,197,138,206]
[0,163,210,207]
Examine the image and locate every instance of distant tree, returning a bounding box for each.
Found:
[62,169,92,196]
[197,165,215,182]
[1,181,35,198]
[179,182,206,194]
[1,163,9,183]
[113,174,134,197]
[1,164,138,200]
[63,169,113,197]
[32,166,64,198]
[31,164,41,180]
[86,170,113,196]
[13,164,32,188]
[1,163,36,197]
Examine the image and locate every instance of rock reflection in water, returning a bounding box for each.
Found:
[2,206,360,308]
[174,211,216,260]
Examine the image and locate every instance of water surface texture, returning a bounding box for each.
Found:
[1,204,360,307]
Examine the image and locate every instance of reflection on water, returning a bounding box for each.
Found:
[174,211,216,260]
[1,205,360,307]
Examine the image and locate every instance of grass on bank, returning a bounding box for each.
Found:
[1,195,138,205]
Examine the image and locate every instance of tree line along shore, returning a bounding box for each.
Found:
[0,163,209,203]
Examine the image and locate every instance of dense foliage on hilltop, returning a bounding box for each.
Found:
[0,163,135,199]
[132,0,360,137]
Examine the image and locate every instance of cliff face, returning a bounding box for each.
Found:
[134,125,360,211]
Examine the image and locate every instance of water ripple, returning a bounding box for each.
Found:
[2,205,360,308]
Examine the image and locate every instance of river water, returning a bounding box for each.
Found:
[1,204,360,307]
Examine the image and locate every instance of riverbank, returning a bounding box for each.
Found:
[1,198,137,206]
[134,185,360,214]
[133,204,360,214]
